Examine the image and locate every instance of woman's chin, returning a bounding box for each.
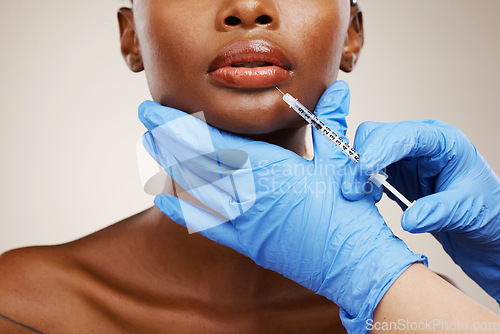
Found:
[209,114,305,136]
[199,103,305,135]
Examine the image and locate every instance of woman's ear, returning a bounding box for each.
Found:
[118,8,144,72]
[340,6,364,73]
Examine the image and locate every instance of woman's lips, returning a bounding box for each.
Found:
[209,65,289,89]
[208,40,292,89]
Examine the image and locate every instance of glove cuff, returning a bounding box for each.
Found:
[317,226,428,334]
[339,253,427,334]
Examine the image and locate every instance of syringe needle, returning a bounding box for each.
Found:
[275,87,285,96]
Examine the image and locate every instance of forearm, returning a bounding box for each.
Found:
[371,263,500,334]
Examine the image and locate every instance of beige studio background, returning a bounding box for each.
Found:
[0,0,499,313]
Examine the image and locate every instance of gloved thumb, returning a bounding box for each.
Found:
[341,122,387,201]
[401,190,471,234]
[312,80,351,159]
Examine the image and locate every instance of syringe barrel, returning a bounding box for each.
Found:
[282,93,360,164]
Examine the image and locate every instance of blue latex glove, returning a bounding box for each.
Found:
[342,120,500,303]
[140,81,427,333]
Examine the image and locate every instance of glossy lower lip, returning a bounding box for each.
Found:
[208,40,292,89]
[209,65,289,89]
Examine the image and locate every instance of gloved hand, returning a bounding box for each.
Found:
[342,120,500,303]
[139,81,427,333]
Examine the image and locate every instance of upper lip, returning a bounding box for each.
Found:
[208,40,292,73]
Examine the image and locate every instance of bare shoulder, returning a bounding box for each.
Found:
[0,207,159,333]
[0,245,64,302]
[0,245,73,332]
[0,236,126,333]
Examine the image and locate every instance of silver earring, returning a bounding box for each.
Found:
[351,0,358,6]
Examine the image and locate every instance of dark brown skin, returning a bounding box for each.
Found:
[0,0,364,332]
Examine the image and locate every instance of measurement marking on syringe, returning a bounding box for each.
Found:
[284,96,360,163]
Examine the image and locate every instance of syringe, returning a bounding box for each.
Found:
[276,87,414,208]
[276,87,360,164]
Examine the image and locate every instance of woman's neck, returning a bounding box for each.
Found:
[147,207,311,304]
[248,125,309,157]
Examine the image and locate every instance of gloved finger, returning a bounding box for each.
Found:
[140,100,231,172]
[143,131,250,184]
[154,194,245,254]
[144,132,247,193]
[142,131,223,194]
[314,80,350,136]
[356,120,451,173]
[312,80,352,160]
[352,121,387,152]
[140,101,299,218]
[401,188,478,234]
[141,100,297,173]
[141,100,254,153]
[139,100,188,131]
[343,120,456,202]
[341,173,385,202]
[144,132,256,220]
[341,122,385,200]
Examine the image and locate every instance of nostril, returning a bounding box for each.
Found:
[225,16,242,26]
[255,15,272,25]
